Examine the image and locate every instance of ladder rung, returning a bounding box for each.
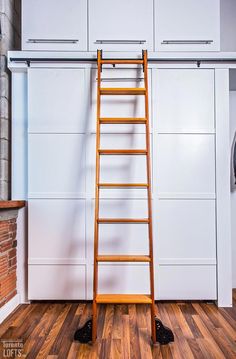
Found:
[101,59,144,65]
[100,117,147,124]
[98,218,149,223]
[97,255,151,262]
[99,149,147,155]
[98,183,148,188]
[100,88,146,95]
[96,294,152,304]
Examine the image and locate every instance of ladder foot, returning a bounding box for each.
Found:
[74,318,93,344]
[155,318,174,345]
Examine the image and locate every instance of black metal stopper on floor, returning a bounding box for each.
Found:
[155,318,174,345]
[74,318,93,344]
[74,317,174,345]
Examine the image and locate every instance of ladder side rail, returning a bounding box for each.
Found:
[92,49,102,343]
[143,50,157,343]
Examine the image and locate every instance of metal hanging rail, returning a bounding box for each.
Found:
[9,56,236,68]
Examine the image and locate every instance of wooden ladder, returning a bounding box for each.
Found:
[92,49,156,343]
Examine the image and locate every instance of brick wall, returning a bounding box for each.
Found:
[0,0,21,199]
[0,218,17,307]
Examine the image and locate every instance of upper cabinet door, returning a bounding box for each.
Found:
[22,0,87,51]
[155,0,220,51]
[89,0,153,51]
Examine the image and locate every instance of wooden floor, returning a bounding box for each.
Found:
[0,291,236,358]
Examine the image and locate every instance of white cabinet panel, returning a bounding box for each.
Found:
[156,200,216,264]
[22,0,87,51]
[29,265,86,299]
[28,69,88,133]
[155,70,215,133]
[28,200,86,261]
[156,134,215,198]
[90,69,149,133]
[98,224,149,256]
[155,0,220,51]
[89,0,153,51]
[28,134,86,198]
[156,266,217,300]
[87,134,149,198]
[86,199,149,258]
[98,265,150,294]
[86,264,150,299]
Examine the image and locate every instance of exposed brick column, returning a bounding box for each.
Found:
[0,217,17,307]
[0,0,21,199]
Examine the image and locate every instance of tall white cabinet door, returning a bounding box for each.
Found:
[155,0,220,51]
[22,0,87,51]
[152,68,217,300]
[89,0,153,51]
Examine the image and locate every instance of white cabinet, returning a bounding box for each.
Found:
[22,0,87,51]
[155,0,220,51]
[25,66,219,300]
[88,0,153,51]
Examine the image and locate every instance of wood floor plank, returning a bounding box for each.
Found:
[171,303,194,339]
[216,328,236,359]
[138,327,153,359]
[193,303,236,358]
[111,339,122,359]
[179,304,203,339]
[33,304,71,358]
[77,343,93,359]
[50,303,78,358]
[23,304,62,355]
[3,303,49,343]
[163,304,195,359]
[192,315,226,359]
[129,305,141,359]
[187,338,205,359]
[112,305,123,340]
[122,314,131,359]
[0,290,236,358]
[0,304,29,337]
[206,303,236,340]
[101,304,114,339]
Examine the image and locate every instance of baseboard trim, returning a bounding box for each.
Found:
[0,294,20,324]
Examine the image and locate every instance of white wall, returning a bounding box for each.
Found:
[221,0,236,52]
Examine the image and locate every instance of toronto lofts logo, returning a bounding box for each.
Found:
[0,339,25,358]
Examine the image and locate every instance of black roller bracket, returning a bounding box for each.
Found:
[74,318,93,344]
[155,318,174,345]
[73,317,174,346]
